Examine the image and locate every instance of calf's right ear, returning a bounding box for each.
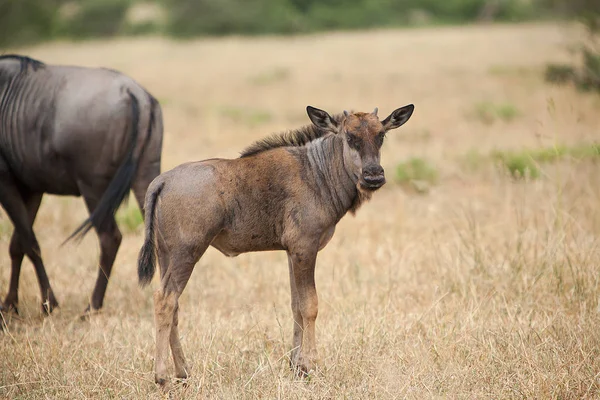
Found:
[307,106,339,133]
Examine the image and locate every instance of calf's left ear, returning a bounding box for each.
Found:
[382,104,415,131]
[307,106,340,133]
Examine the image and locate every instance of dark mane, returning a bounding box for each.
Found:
[240,113,345,158]
[0,54,45,73]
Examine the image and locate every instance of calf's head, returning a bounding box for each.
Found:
[306,104,414,191]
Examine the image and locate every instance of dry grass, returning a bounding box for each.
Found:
[2,22,600,399]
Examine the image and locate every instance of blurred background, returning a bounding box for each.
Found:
[2,0,600,398]
[0,0,598,46]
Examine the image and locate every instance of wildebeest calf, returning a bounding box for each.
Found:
[0,55,163,316]
[137,104,414,387]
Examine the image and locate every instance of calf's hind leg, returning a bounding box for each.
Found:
[170,304,189,380]
[154,245,209,387]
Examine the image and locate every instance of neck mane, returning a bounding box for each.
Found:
[239,113,345,158]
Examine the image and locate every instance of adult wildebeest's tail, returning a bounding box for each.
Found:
[138,180,163,287]
[64,90,156,243]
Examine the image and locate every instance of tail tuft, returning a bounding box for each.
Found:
[137,181,163,287]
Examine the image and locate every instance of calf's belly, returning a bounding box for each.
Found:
[210,230,285,257]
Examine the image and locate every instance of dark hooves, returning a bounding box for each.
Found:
[2,302,19,316]
[0,301,21,331]
[0,303,5,331]
[290,363,312,379]
[80,305,102,321]
[42,298,59,315]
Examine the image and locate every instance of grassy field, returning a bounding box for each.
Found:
[2,22,600,399]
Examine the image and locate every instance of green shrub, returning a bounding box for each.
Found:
[165,0,303,37]
[218,106,272,126]
[249,67,290,86]
[543,0,600,93]
[0,0,572,47]
[460,148,486,172]
[498,153,541,179]
[545,64,576,84]
[395,157,438,193]
[471,101,520,124]
[55,0,131,39]
[116,201,143,234]
[0,0,57,47]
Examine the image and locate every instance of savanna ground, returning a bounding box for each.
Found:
[1,22,600,399]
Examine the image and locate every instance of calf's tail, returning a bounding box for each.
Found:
[138,180,163,287]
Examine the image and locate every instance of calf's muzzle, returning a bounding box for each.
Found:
[362,164,386,189]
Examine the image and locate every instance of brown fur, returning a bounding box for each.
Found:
[137,104,414,389]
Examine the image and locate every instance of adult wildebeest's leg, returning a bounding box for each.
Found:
[287,246,319,376]
[287,253,303,367]
[4,192,43,314]
[79,184,122,313]
[0,171,58,314]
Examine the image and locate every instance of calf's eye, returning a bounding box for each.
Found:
[347,134,361,150]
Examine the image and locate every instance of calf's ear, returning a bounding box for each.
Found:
[382,104,415,131]
[307,106,339,133]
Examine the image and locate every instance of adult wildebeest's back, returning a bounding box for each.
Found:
[0,54,163,316]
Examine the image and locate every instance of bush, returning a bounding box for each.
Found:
[55,0,131,39]
[499,153,541,179]
[0,0,58,47]
[470,101,520,125]
[491,143,600,179]
[0,0,567,47]
[116,201,143,234]
[395,157,439,194]
[165,0,303,37]
[544,0,600,93]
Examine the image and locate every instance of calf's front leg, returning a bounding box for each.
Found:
[287,247,319,376]
[287,254,303,366]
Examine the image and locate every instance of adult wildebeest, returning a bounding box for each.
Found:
[137,103,414,387]
[0,54,163,316]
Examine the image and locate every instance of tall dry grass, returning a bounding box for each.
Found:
[1,23,600,399]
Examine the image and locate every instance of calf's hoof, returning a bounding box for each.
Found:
[290,355,317,379]
[155,376,171,393]
[174,376,190,389]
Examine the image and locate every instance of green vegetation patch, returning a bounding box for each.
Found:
[543,2,600,94]
[395,157,439,194]
[470,101,520,125]
[487,143,600,179]
[116,201,143,234]
[2,0,550,47]
[219,106,272,127]
[249,67,290,86]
